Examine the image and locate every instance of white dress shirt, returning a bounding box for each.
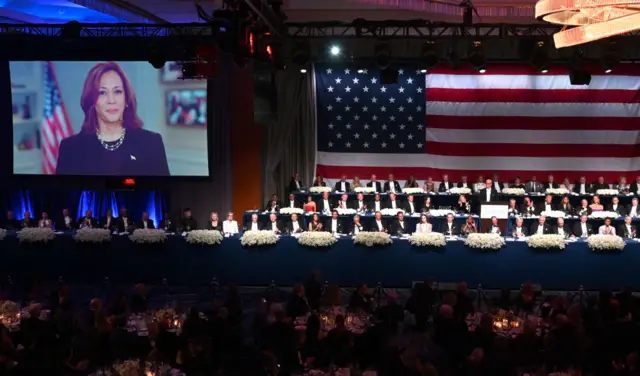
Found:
[353,223,362,234]
[485,189,492,202]
[340,181,347,191]
[142,220,149,229]
[446,222,454,234]
[398,221,405,231]
[613,204,619,212]
[557,227,565,236]
[626,224,633,238]
[105,217,111,227]
[494,182,501,193]
[357,200,365,210]
[581,223,588,237]
[545,203,552,212]
[536,225,544,235]
[250,222,259,231]
[390,200,397,209]
[292,221,300,233]
[631,206,638,216]
[295,180,300,189]
[443,182,450,191]
[388,181,396,193]
[289,200,296,208]
[514,227,524,236]
[122,217,129,227]
[339,200,348,209]
[331,219,338,233]
[376,220,384,231]
[323,199,330,211]
[460,182,468,188]
[223,220,239,234]
[408,202,415,213]
[270,221,279,232]
[579,183,586,194]
[374,201,381,211]
[491,226,499,234]
[64,216,71,225]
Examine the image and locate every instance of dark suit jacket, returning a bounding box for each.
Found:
[544,182,560,189]
[116,216,134,232]
[438,181,455,192]
[56,216,75,231]
[312,180,327,187]
[181,217,198,231]
[264,220,284,233]
[317,198,334,213]
[287,220,304,234]
[136,219,155,229]
[558,204,573,215]
[618,224,637,238]
[2,218,20,230]
[245,221,262,231]
[573,183,592,194]
[334,181,351,192]
[288,179,305,193]
[478,188,499,203]
[353,200,368,212]
[159,218,175,232]
[77,216,98,228]
[457,182,474,193]
[282,200,301,209]
[404,201,420,214]
[385,200,403,212]
[525,181,542,193]
[592,183,610,191]
[206,221,222,231]
[631,182,640,194]
[442,222,459,236]
[493,181,505,191]
[537,202,556,215]
[383,180,402,193]
[607,204,625,216]
[264,204,280,212]
[101,216,116,229]
[392,220,409,235]
[628,205,640,216]
[366,181,382,192]
[521,204,536,216]
[575,206,592,216]
[324,218,344,234]
[512,226,528,236]
[20,218,35,228]
[485,225,501,235]
[335,200,351,211]
[572,222,593,237]
[370,219,387,232]
[56,129,170,176]
[552,225,571,237]
[529,222,552,235]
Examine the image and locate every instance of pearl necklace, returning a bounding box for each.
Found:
[97,128,126,151]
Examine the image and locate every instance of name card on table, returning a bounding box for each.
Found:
[480,204,509,219]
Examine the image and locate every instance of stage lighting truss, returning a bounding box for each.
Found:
[535,0,640,48]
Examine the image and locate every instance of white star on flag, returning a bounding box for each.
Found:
[328,86,334,92]
[326,68,332,74]
[390,133,396,139]
[354,115,360,120]
[407,78,413,84]
[372,97,377,103]
[345,106,351,111]
[328,123,335,129]
[390,116,396,122]
[362,106,368,112]
[372,115,378,121]
[344,68,351,74]
[353,97,359,103]
[353,78,359,84]
[399,143,405,148]
[381,106,387,112]
[364,124,370,129]
[336,133,342,139]
[363,86,369,92]
[407,134,414,140]
[399,87,405,93]
[398,69,404,75]
[371,78,377,84]
[354,133,360,139]
[328,141,333,147]
[389,97,395,103]
[372,133,378,139]
[335,78,342,84]
[345,123,352,129]
[346,142,351,147]
[399,124,406,129]
[399,106,405,112]
[345,86,351,92]
[327,105,333,111]
[417,142,423,148]
[336,97,342,102]
[363,142,369,148]
[381,87,387,93]
[381,142,387,148]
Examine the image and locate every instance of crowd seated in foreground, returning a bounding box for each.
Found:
[0,276,639,376]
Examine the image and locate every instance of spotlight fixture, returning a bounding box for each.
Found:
[420,40,439,69]
[468,40,486,72]
[148,51,166,69]
[568,50,591,85]
[530,41,550,73]
[374,41,392,69]
[330,45,341,56]
[300,68,307,73]
[601,41,620,74]
[292,42,310,67]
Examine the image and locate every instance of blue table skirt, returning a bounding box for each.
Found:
[2,234,639,290]
[242,212,479,233]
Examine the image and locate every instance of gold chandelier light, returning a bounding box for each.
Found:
[535,0,640,48]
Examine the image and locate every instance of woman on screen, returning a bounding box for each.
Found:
[56,61,170,176]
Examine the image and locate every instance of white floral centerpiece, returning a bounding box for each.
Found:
[185,230,223,245]
[588,234,626,252]
[74,228,111,243]
[526,234,566,250]
[129,229,167,244]
[354,187,375,193]
[380,208,404,216]
[402,188,424,194]
[589,211,621,219]
[449,187,471,195]
[310,186,332,193]
[540,210,567,218]
[279,207,304,215]
[0,229,5,241]
[464,233,505,250]
[240,230,278,247]
[17,227,55,244]
[409,232,446,248]
[429,209,456,217]
[335,208,357,215]
[353,231,393,247]
[298,232,338,247]
[596,189,619,196]
[502,188,526,195]
[546,188,570,195]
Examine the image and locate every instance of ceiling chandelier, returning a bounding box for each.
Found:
[535,0,640,48]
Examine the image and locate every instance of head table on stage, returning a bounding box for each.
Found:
[1,231,639,290]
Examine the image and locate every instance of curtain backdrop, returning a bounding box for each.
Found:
[263,66,317,201]
[0,189,167,224]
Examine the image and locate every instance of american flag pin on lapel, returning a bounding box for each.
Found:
[130,155,136,160]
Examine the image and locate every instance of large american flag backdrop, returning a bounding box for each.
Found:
[314,63,640,184]
[42,61,74,175]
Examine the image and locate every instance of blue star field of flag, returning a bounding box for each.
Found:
[315,64,425,154]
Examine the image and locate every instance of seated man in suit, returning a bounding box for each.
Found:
[246,213,261,231]
[317,192,333,213]
[21,211,35,228]
[3,210,19,230]
[384,173,401,193]
[511,176,525,189]
[39,212,53,228]
[117,208,134,233]
[334,174,351,193]
[553,217,570,238]
[598,217,616,235]
[479,179,498,203]
[137,211,155,229]
[371,211,387,232]
[101,209,116,230]
[629,197,640,217]
[608,196,624,216]
[571,214,593,238]
[592,176,609,192]
[442,214,458,236]
[386,193,402,212]
[370,194,384,213]
[538,195,555,214]
[288,172,305,193]
[393,212,409,236]
[325,210,344,234]
[222,212,239,235]
[457,175,473,192]
[438,174,454,193]
[573,176,591,195]
[158,212,175,232]
[288,213,304,234]
[512,217,528,238]
[619,216,637,239]
[57,208,75,231]
[335,194,350,210]
[181,208,198,231]
[264,194,280,213]
[354,193,368,213]
[529,215,551,235]
[492,173,505,193]
[521,196,536,216]
[283,193,300,210]
[264,213,283,234]
[525,176,542,194]
[545,174,560,190]
[486,216,501,235]
[351,215,364,235]
[78,210,97,229]
[367,174,382,192]
[405,195,420,214]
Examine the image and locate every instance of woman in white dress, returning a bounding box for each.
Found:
[415,214,432,233]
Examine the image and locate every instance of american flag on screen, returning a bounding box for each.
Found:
[42,62,74,175]
[315,63,640,184]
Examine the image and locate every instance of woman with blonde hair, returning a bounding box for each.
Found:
[351,176,362,191]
